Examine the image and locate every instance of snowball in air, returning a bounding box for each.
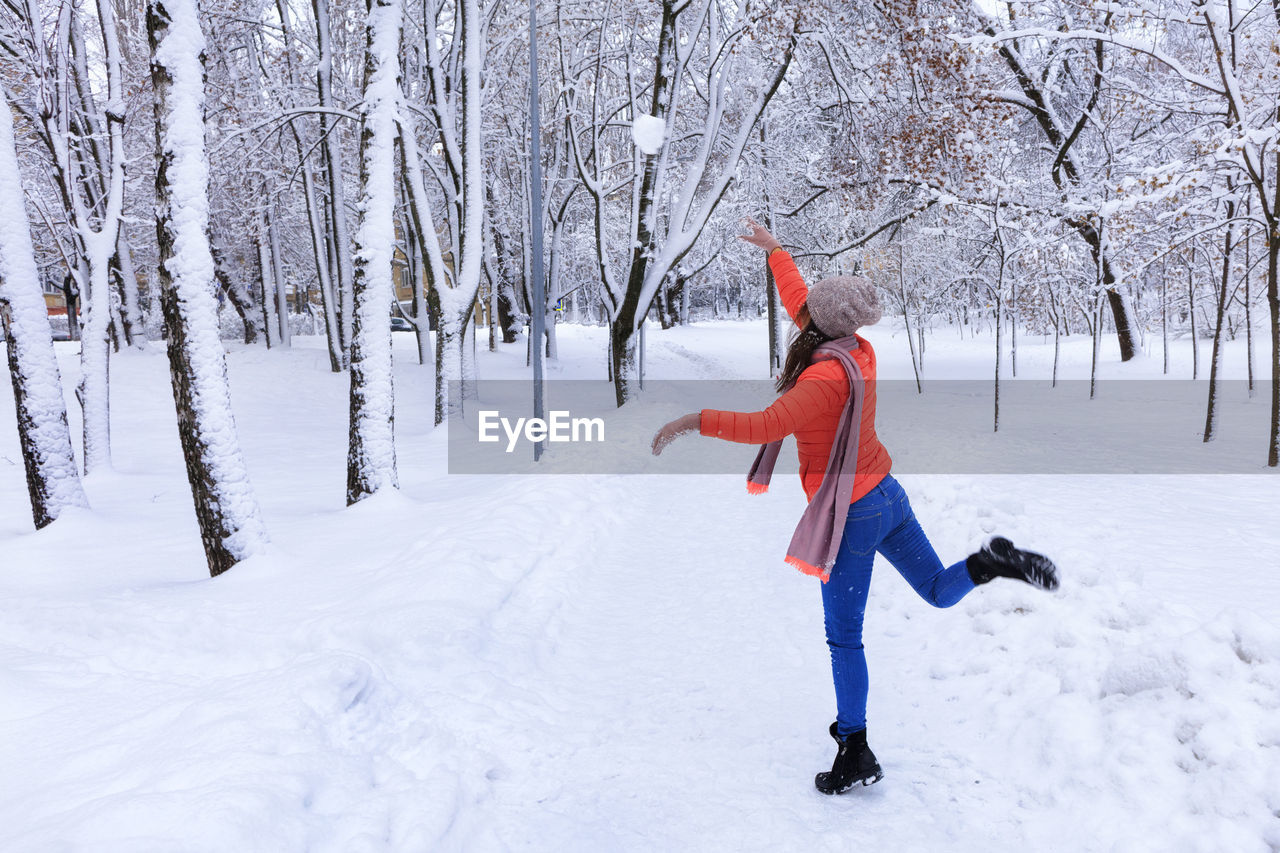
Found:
[632,114,665,156]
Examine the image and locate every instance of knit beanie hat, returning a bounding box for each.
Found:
[805,276,882,337]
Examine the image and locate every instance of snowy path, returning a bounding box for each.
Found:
[2,324,1279,850]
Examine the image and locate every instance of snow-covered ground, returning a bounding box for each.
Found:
[2,320,1278,851]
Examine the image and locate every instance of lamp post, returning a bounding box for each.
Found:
[528,0,546,459]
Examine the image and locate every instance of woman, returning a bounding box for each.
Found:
[651,219,1059,795]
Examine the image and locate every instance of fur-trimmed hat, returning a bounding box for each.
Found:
[805,276,882,337]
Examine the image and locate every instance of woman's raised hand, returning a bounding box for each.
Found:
[738,217,782,253]
[651,413,702,456]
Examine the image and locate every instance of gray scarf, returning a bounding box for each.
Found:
[746,335,866,582]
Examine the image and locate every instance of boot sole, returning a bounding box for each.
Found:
[988,538,1060,591]
[815,769,884,795]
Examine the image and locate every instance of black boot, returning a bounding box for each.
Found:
[815,722,882,795]
[967,536,1060,591]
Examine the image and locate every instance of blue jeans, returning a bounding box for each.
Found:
[821,475,976,737]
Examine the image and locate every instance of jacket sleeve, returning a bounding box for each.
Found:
[700,371,845,445]
[768,250,809,328]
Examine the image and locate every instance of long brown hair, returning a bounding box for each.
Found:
[777,319,832,392]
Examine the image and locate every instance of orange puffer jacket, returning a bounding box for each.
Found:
[699,250,892,504]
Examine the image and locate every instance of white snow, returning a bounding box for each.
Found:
[631,113,666,155]
[1,321,1278,850]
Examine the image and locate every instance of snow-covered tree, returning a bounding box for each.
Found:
[974,0,1280,463]
[969,2,1141,363]
[557,0,794,405]
[0,87,89,529]
[314,0,356,361]
[147,0,268,575]
[345,0,402,504]
[398,0,487,424]
[9,0,129,472]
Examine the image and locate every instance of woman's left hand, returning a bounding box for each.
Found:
[739,217,782,253]
[651,413,701,456]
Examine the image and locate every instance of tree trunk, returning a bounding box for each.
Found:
[657,275,684,330]
[256,236,279,348]
[62,274,81,342]
[609,320,639,407]
[1009,281,1017,377]
[149,0,268,576]
[0,90,90,528]
[346,0,403,505]
[917,318,926,372]
[1204,208,1234,442]
[993,294,1001,432]
[461,305,479,396]
[486,273,497,352]
[1102,281,1136,362]
[1090,292,1102,399]
[484,187,522,345]
[1244,224,1254,395]
[108,290,124,354]
[211,238,264,345]
[766,264,783,376]
[497,283,519,343]
[398,188,432,365]
[1189,264,1199,380]
[1161,264,1168,375]
[301,160,344,371]
[544,301,558,360]
[1267,223,1279,467]
[78,241,113,473]
[898,247,920,393]
[266,204,291,346]
[1052,309,1061,387]
[761,123,782,376]
[314,0,355,363]
[434,318,464,425]
[114,235,144,346]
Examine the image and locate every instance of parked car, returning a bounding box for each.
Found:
[390,316,414,333]
[48,316,73,342]
[395,301,437,331]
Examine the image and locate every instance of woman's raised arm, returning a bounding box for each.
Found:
[739,217,810,327]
